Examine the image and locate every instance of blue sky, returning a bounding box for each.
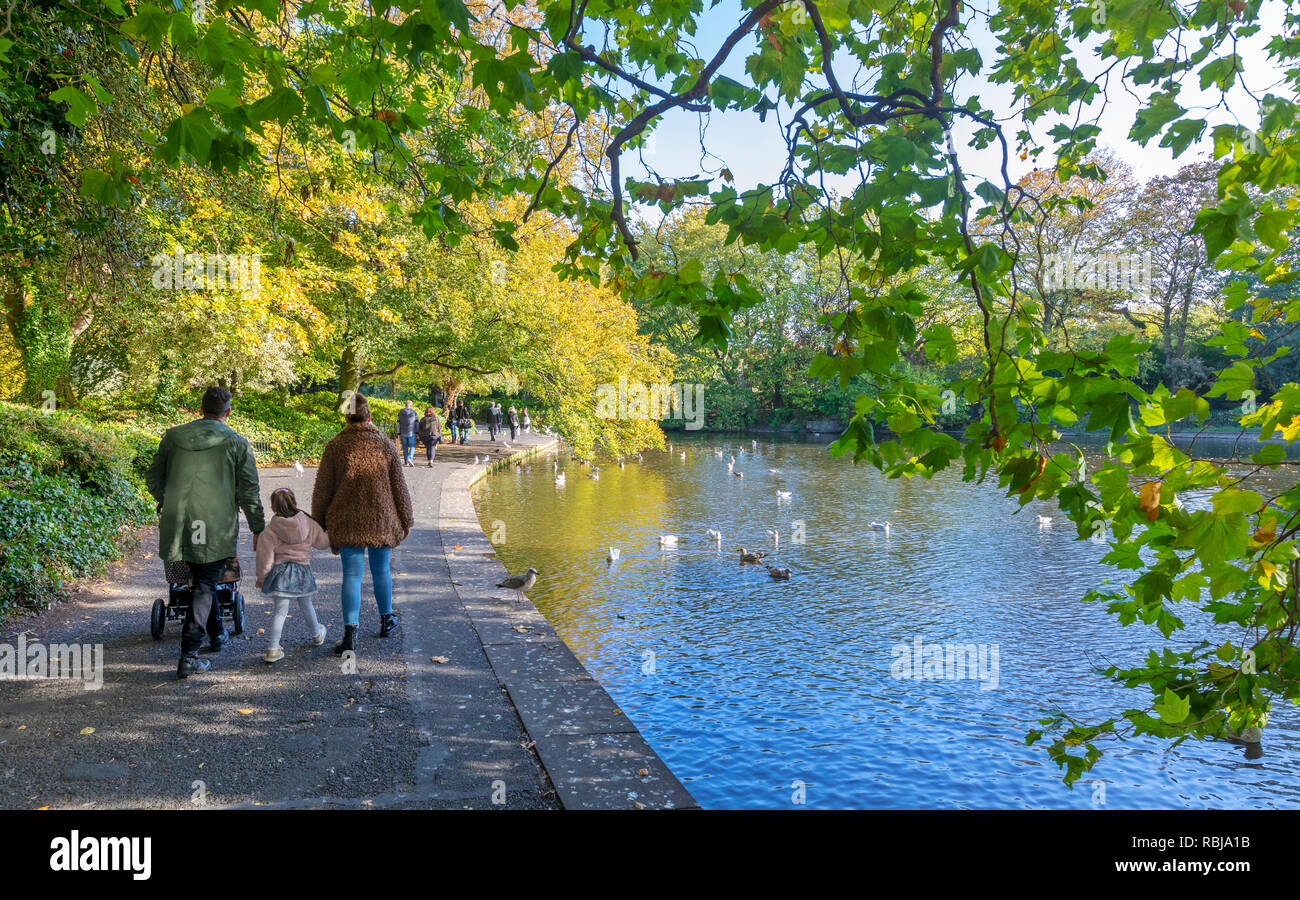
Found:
[622,0,1291,202]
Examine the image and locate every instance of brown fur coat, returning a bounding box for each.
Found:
[311,422,414,552]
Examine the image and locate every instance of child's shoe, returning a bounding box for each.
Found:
[312,624,327,646]
[264,647,284,664]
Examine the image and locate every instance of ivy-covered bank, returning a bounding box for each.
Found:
[0,403,155,621]
[0,391,408,624]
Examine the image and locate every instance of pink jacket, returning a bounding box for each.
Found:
[255,511,330,580]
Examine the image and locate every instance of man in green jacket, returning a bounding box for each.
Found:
[145,386,266,678]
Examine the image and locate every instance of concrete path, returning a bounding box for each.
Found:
[0,429,695,809]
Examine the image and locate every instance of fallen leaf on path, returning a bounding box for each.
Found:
[431,656,450,664]
[512,625,531,633]
[521,739,535,750]
[636,768,649,777]
[17,726,26,731]
[79,727,95,735]
[454,544,461,550]
[256,628,265,635]
[236,708,255,715]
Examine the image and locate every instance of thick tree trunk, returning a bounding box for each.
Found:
[338,342,363,406]
[441,376,464,416]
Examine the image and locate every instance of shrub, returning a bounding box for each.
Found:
[0,402,153,620]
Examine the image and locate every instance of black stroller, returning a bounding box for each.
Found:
[150,557,247,641]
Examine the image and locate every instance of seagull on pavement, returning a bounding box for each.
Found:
[496,567,539,601]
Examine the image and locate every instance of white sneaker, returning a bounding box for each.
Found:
[312,625,327,646]
[264,647,284,664]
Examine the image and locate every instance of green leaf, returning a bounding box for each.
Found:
[1154,688,1190,724]
[48,86,97,127]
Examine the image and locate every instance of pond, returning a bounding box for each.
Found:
[474,433,1300,809]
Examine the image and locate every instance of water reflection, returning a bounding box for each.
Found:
[475,435,1300,809]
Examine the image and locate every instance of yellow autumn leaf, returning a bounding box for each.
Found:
[236,708,255,715]
[1138,481,1162,522]
[79,727,95,735]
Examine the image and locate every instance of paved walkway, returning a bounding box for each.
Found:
[0,429,695,809]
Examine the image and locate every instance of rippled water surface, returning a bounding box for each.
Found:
[474,434,1300,809]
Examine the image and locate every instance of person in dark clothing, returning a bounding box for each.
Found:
[397,400,419,466]
[417,407,442,466]
[145,386,266,678]
[454,402,471,444]
[507,405,519,441]
[485,402,499,441]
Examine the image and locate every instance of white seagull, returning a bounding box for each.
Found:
[868,522,891,533]
[606,548,620,562]
[293,460,304,476]
[776,490,792,502]
[658,535,678,547]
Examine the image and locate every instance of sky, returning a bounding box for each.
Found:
[621,0,1294,204]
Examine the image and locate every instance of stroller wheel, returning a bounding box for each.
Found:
[231,591,246,636]
[150,598,165,641]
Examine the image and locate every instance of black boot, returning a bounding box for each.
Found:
[379,612,401,638]
[177,654,211,678]
[204,629,229,653]
[333,624,357,655]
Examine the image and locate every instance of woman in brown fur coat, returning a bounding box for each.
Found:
[311,394,414,655]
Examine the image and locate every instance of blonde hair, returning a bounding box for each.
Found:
[270,488,299,518]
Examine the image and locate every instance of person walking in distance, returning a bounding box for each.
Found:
[417,406,442,467]
[397,400,418,466]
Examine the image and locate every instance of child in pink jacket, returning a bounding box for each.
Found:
[255,488,330,663]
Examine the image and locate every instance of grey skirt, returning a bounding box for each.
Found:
[261,562,317,597]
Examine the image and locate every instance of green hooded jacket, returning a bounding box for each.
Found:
[144,418,266,563]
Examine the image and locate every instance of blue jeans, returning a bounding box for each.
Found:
[449,423,459,442]
[400,434,417,463]
[339,546,393,626]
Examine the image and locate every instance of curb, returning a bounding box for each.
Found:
[439,439,699,810]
